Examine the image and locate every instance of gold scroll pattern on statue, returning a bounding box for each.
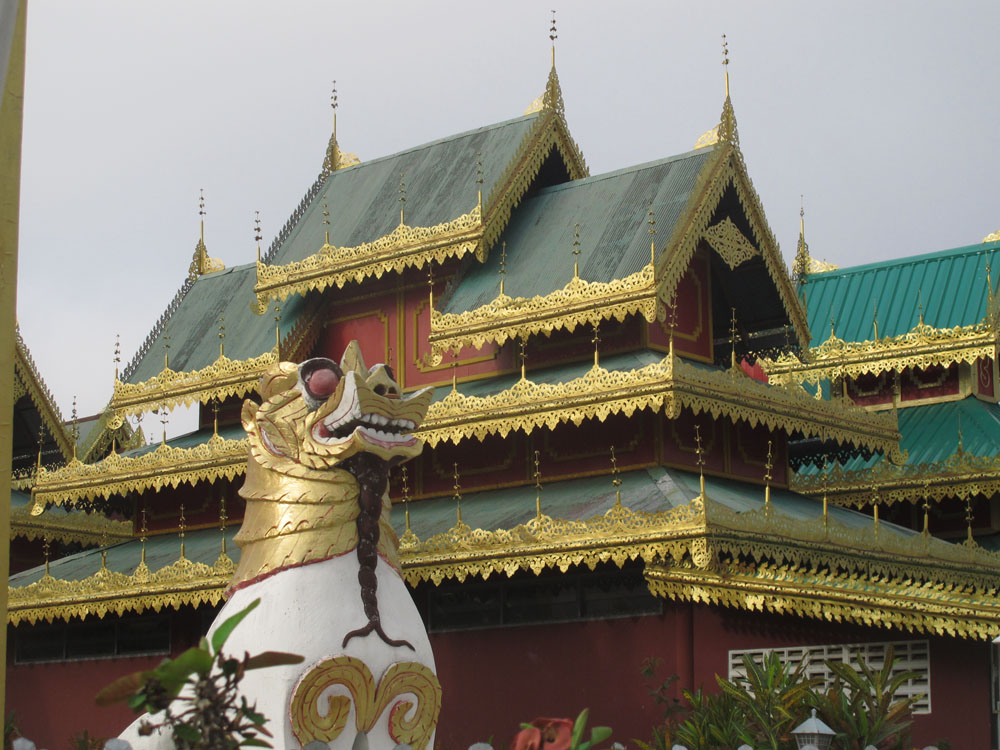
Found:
[290,656,442,750]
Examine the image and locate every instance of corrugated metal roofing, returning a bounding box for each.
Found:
[804,239,1000,346]
[443,149,712,314]
[797,396,1000,476]
[120,423,246,458]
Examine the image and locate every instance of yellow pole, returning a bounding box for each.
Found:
[0,0,27,715]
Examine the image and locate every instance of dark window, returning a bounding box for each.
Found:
[14,613,171,664]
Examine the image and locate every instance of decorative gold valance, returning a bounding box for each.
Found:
[31,434,249,510]
[760,322,997,385]
[110,350,278,424]
[417,351,899,455]
[428,264,656,361]
[10,504,132,546]
[253,206,484,313]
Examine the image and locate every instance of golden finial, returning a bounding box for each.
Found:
[534,450,543,518]
[572,223,581,279]
[42,535,50,577]
[452,463,463,524]
[722,33,730,98]
[957,413,964,454]
[179,503,186,559]
[475,152,484,213]
[159,407,168,445]
[549,9,557,67]
[331,79,338,138]
[402,466,412,533]
[70,396,79,460]
[694,425,705,498]
[163,325,170,370]
[451,352,458,392]
[821,457,829,528]
[218,315,225,357]
[273,303,281,356]
[987,261,994,308]
[519,336,527,380]
[219,495,227,556]
[254,210,263,262]
[35,422,44,475]
[100,530,108,570]
[140,504,148,564]
[729,307,738,370]
[610,445,623,508]
[399,173,407,225]
[873,298,879,340]
[198,187,206,242]
[321,192,331,245]
[114,333,121,381]
[829,316,836,340]
[921,481,931,537]
[647,201,656,267]
[667,291,679,355]
[917,288,924,325]
[965,497,974,544]
[872,489,879,532]
[211,398,220,437]
[592,315,600,367]
[499,241,507,296]
[763,440,773,510]
[427,261,435,311]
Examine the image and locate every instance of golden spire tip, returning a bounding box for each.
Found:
[722,33,730,98]
[549,9,557,67]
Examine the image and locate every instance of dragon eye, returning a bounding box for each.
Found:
[300,358,343,401]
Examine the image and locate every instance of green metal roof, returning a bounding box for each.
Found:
[120,422,246,458]
[442,149,712,314]
[798,396,1000,475]
[270,115,541,267]
[803,239,1000,346]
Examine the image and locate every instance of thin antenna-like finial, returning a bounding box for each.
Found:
[402,466,412,533]
[534,450,543,518]
[917,288,925,325]
[722,33,730,98]
[499,241,507,296]
[70,396,79,460]
[648,201,657,266]
[42,536,50,577]
[729,307,739,370]
[694,425,706,498]
[572,223,581,278]
[549,9,557,67]
[219,495,227,556]
[966,497,975,544]
[113,333,121,381]
[198,188,206,243]
[957,413,964,454]
[273,303,282,356]
[519,336,527,380]
[178,503,186,560]
[218,315,226,357]
[592,316,601,367]
[399,173,407,225]
[427,261,435,311]
[452,463,463,524]
[100,530,108,570]
[821,457,829,529]
[475,152,484,212]
[921,481,931,537]
[610,445,623,508]
[140,504,148,564]
[321,193,331,245]
[254,210,262,262]
[212,398,220,437]
[331,79,338,137]
[988,261,995,309]
[451,352,458,392]
[667,291,678,355]
[873,297,879,340]
[763,440,773,510]
[159,407,168,445]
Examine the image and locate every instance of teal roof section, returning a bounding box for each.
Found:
[125,263,305,384]
[269,115,540,267]
[442,149,712,314]
[803,239,1000,346]
[119,422,246,459]
[797,396,1000,475]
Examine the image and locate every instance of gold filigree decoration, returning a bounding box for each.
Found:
[10,504,132,546]
[791,442,1000,508]
[253,206,483,312]
[8,552,235,626]
[14,326,73,462]
[417,351,899,455]
[79,408,145,464]
[12,373,26,402]
[654,100,810,349]
[702,217,757,269]
[31,434,249,511]
[806,256,838,273]
[760,322,997,385]
[428,264,656,361]
[984,230,1000,244]
[693,126,719,150]
[110,350,278,423]
[290,657,441,750]
[187,237,225,281]
[524,96,544,115]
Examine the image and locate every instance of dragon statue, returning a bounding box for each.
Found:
[122,342,439,750]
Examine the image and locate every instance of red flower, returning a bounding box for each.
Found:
[512,718,573,750]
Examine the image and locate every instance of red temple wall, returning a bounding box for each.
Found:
[646,252,713,362]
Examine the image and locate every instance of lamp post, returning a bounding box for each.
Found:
[790,708,836,750]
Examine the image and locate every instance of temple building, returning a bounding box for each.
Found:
[7,49,1000,750]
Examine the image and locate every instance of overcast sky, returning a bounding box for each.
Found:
[14,1,1000,432]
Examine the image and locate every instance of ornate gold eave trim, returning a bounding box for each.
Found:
[761,323,998,384]
[790,445,1000,507]
[10,504,132,546]
[252,206,484,312]
[14,327,73,461]
[31,435,249,510]
[417,352,899,454]
[110,350,278,423]
[8,554,235,626]
[428,265,656,360]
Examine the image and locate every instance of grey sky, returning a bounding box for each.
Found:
[14,1,1000,428]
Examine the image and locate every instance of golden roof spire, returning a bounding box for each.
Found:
[273,303,281,356]
[254,210,262,263]
[42,535,50,577]
[722,33,730,98]
[764,440,773,511]
[519,336,527,380]
[140,504,148,564]
[694,425,705,499]
[647,202,656,266]
[718,35,738,144]
[921,481,931,536]
[549,9,557,68]
[402,465,412,534]
[499,241,507,296]
[792,197,810,284]
[322,81,341,177]
[965,497,975,545]
[70,396,79,460]
[873,297,879,340]
[178,503,186,560]
[113,333,121,382]
[475,152,484,213]
[610,445,623,508]
[534,449,543,519]
[821,457,829,529]
[159,406,168,445]
[453,463,463,524]
[188,189,224,278]
[198,187,206,243]
[321,193,331,246]
[219,495,227,556]
[572,223,581,278]
[399,172,406,225]
[592,315,600,367]
[218,315,225,358]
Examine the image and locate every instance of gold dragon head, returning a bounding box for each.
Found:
[242,341,432,477]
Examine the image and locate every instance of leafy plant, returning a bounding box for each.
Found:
[635,658,686,750]
[672,687,746,750]
[511,709,611,750]
[67,730,104,750]
[96,599,303,749]
[5,713,18,750]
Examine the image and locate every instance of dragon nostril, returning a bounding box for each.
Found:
[305,367,340,399]
[374,384,387,396]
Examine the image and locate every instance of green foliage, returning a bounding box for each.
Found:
[5,713,18,750]
[673,688,746,750]
[67,730,104,750]
[636,658,686,750]
[571,709,612,750]
[96,598,303,750]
